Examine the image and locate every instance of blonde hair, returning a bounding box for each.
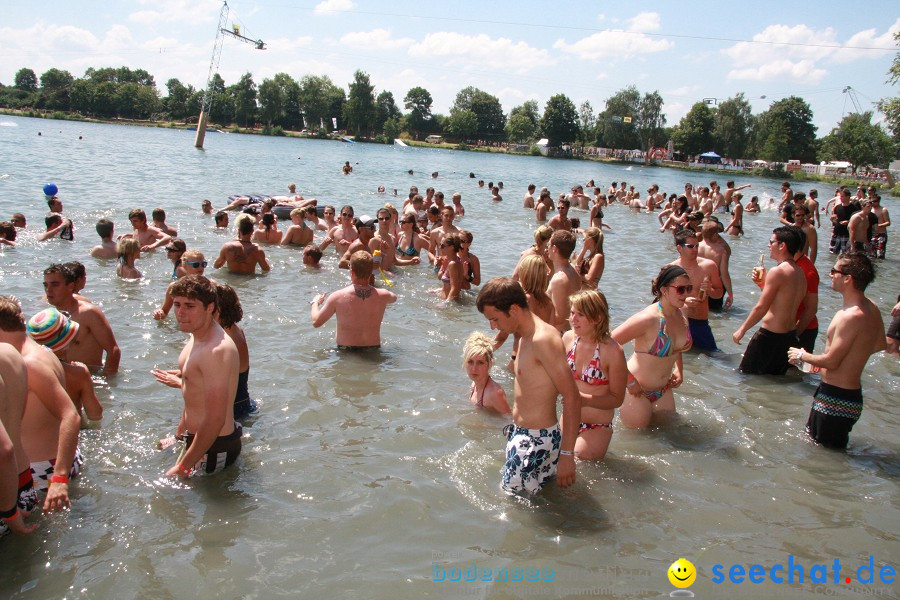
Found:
[584,227,603,254]
[569,289,611,342]
[116,237,139,258]
[533,225,553,246]
[234,213,254,233]
[182,250,205,262]
[462,331,494,368]
[518,255,550,304]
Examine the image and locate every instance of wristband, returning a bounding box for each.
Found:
[50,474,69,484]
[178,464,194,477]
[0,505,18,520]
[559,450,574,456]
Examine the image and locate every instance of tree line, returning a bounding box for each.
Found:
[2,54,897,169]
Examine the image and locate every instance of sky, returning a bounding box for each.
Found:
[2,1,898,135]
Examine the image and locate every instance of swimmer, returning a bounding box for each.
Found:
[115,238,142,279]
[151,208,178,238]
[124,209,171,252]
[547,230,581,333]
[154,251,209,319]
[281,208,314,247]
[462,331,511,415]
[89,219,117,259]
[575,228,605,289]
[213,215,270,274]
[0,343,38,535]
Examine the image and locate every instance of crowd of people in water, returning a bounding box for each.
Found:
[0,167,896,537]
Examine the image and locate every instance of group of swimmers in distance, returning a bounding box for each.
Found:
[0,169,894,539]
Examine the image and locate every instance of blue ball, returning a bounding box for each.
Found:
[43,183,58,197]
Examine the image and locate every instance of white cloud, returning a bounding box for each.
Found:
[553,31,672,60]
[595,73,609,80]
[832,17,900,63]
[339,29,414,50]
[129,0,221,25]
[665,85,699,98]
[728,59,827,83]
[314,0,354,15]
[408,32,553,74]
[627,12,661,33]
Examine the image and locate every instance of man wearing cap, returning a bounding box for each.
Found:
[0,297,81,513]
[43,264,120,375]
[339,217,377,270]
[319,205,358,255]
[311,251,397,350]
[213,214,270,275]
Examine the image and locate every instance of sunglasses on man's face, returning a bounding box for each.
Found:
[185,261,207,268]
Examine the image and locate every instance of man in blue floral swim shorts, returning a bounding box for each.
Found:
[477,277,580,494]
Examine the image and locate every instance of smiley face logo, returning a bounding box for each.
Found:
[668,558,696,588]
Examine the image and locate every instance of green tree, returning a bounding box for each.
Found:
[755,96,817,162]
[39,68,74,92]
[672,102,715,156]
[575,101,596,150]
[343,70,376,137]
[165,78,194,121]
[510,100,540,131]
[713,93,752,158]
[452,86,505,140]
[447,109,478,140]
[636,91,666,151]
[298,74,342,131]
[258,77,284,127]
[228,73,258,127]
[383,116,403,142]
[505,113,536,143]
[404,86,433,140]
[876,32,900,141]
[69,80,95,115]
[598,86,641,150]
[374,90,401,134]
[540,94,578,147]
[818,112,894,168]
[14,68,38,92]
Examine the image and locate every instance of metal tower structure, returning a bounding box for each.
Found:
[194,0,266,148]
[842,86,863,117]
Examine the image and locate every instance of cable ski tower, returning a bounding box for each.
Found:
[194,0,266,149]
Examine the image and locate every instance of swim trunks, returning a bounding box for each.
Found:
[687,318,718,352]
[501,423,561,495]
[17,469,38,513]
[707,294,724,311]
[798,328,818,354]
[30,447,84,491]
[336,345,381,352]
[579,422,612,434]
[806,383,863,449]
[870,233,886,259]
[180,423,242,475]
[829,234,849,255]
[233,369,257,419]
[739,327,798,375]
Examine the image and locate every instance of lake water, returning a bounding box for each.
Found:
[0,115,897,599]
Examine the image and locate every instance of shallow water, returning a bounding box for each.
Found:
[0,115,897,599]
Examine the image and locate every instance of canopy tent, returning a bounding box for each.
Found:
[699,151,721,158]
[698,151,722,164]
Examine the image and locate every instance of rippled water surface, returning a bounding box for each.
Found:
[0,116,897,599]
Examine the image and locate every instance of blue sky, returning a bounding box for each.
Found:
[2,1,897,135]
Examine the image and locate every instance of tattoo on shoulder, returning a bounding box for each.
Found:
[355,286,373,300]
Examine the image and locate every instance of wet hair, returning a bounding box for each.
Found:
[151,207,166,221]
[95,218,114,238]
[169,275,217,308]
[533,225,553,246]
[45,213,62,229]
[215,211,228,225]
[652,265,689,300]
[44,263,76,284]
[262,212,276,230]
[215,284,243,328]
[47,196,61,209]
[128,209,147,223]
[182,250,205,263]
[459,229,474,244]
[584,227,603,254]
[476,277,528,315]
[0,295,26,332]
[772,226,802,255]
[349,250,373,279]
[303,246,322,264]
[550,230,576,259]
[11,213,26,225]
[462,331,495,368]
[674,228,698,246]
[570,289,611,342]
[340,205,354,217]
[518,255,550,305]
[236,213,255,235]
[427,205,440,216]
[290,208,304,218]
[528,184,536,192]
[435,191,444,202]
[837,252,875,291]
[0,222,16,241]
[441,232,462,252]
[117,237,140,259]
[557,198,570,209]
[64,261,85,280]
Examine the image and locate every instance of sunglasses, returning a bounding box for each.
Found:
[166,247,179,252]
[377,216,391,221]
[185,261,208,268]
[341,213,352,217]
[670,284,694,295]
[678,243,698,249]
[829,268,847,276]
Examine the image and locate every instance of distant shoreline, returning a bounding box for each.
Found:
[3,108,895,196]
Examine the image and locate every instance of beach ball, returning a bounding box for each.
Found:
[43,183,58,197]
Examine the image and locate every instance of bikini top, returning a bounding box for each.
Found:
[566,336,609,385]
[470,382,485,408]
[638,303,692,357]
[397,241,418,257]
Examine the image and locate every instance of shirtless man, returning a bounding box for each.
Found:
[451,192,465,217]
[0,343,37,535]
[213,215,270,274]
[151,276,241,478]
[490,186,502,202]
[547,230,582,333]
[733,227,806,374]
[280,208,314,247]
[806,189,821,228]
[39,213,74,242]
[214,211,229,229]
[151,208,178,238]
[339,217,377,269]
[476,277,579,494]
[403,195,425,218]
[311,251,397,350]
[723,181,751,211]
[523,184,536,209]
[536,189,554,222]
[369,208,419,271]
[670,229,724,352]
[319,205,358,255]
[787,253,886,449]
[43,264,120,375]
[123,209,171,252]
[89,219,117,259]
[792,205,818,264]
[869,195,890,259]
[698,221,734,311]
[0,297,80,513]
[548,199,573,231]
[848,200,874,253]
[428,207,460,262]
[569,185,589,210]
